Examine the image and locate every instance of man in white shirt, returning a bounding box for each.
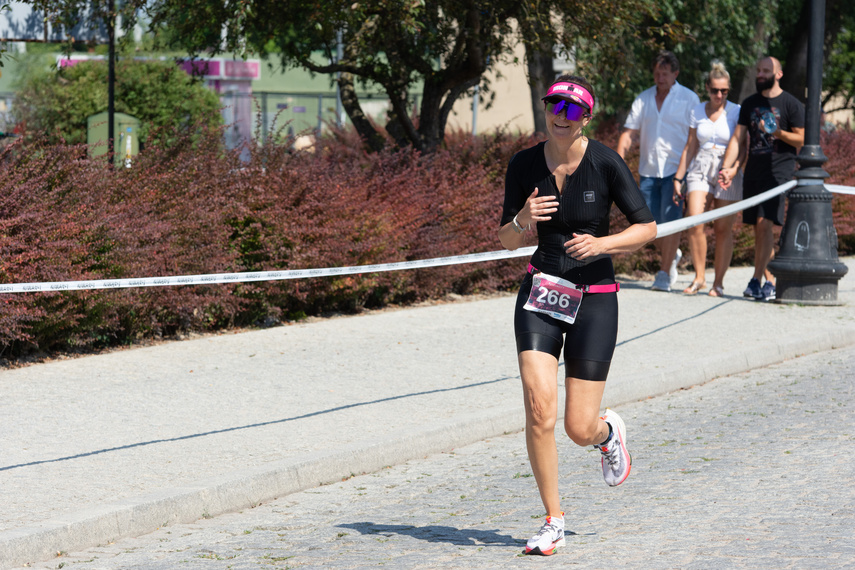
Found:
[617,51,700,292]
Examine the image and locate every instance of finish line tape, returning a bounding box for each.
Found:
[1,183,853,294]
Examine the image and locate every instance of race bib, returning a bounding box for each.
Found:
[523,272,584,324]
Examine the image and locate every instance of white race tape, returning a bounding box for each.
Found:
[0,247,538,294]
[828,184,855,196]
[1,184,853,294]
[656,180,797,238]
[657,181,855,237]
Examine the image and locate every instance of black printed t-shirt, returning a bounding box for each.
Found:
[738,91,805,184]
[501,139,653,285]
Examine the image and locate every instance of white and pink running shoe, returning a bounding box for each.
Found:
[595,409,631,486]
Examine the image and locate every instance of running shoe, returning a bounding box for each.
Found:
[651,270,671,292]
[595,409,631,487]
[760,281,776,302]
[743,278,763,300]
[669,248,682,287]
[525,514,565,556]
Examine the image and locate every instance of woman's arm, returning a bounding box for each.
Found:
[672,129,699,203]
[499,187,558,251]
[718,124,747,189]
[564,222,657,260]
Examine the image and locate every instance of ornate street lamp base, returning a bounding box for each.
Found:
[768,182,848,305]
[770,259,849,305]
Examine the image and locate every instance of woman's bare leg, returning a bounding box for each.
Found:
[519,350,562,517]
[563,376,609,447]
[712,198,738,290]
[685,190,711,287]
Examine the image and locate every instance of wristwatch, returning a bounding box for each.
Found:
[512,214,527,234]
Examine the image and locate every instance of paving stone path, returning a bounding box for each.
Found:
[23,345,854,569]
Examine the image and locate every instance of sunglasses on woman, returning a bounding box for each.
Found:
[709,88,729,95]
[544,98,589,121]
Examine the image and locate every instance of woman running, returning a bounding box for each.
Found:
[499,75,656,556]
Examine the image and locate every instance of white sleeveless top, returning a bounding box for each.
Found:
[690,100,740,150]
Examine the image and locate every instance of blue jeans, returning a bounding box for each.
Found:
[640,175,683,224]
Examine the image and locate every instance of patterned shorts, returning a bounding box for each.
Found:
[686,146,743,201]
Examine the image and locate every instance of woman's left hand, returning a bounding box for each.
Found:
[564,233,603,260]
[672,178,684,205]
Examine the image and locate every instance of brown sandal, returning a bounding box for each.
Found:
[683,281,707,295]
[708,285,725,297]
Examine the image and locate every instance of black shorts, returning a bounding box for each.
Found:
[514,272,618,381]
[743,178,786,226]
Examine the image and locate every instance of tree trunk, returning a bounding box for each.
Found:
[338,72,386,153]
[385,88,418,150]
[525,40,555,135]
[732,20,769,103]
[418,71,481,152]
[780,0,811,103]
[780,0,846,105]
[417,77,445,152]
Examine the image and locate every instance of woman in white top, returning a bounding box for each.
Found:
[672,62,745,296]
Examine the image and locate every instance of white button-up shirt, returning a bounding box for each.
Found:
[624,82,700,178]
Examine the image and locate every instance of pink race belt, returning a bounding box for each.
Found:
[527,263,620,293]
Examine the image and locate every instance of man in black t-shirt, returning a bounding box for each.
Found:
[719,56,805,301]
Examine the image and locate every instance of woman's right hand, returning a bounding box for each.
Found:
[718,166,736,190]
[518,187,559,226]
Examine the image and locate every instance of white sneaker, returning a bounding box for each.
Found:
[651,270,671,292]
[595,409,631,487]
[525,514,565,555]
[669,248,682,287]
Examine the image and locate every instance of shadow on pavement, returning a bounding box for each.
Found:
[617,298,735,347]
[337,521,523,547]
[0,375,519,473]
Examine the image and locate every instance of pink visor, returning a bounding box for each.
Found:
[541,82,595,113]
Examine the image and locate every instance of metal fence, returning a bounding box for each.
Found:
[0,90,428,146]
[231,91,395,143]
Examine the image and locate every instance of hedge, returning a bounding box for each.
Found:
[1,123,854,361]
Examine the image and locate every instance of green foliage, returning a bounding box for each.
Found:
[140,0,669,151]
[575,0,776,118]
[824,20,855,114]
[142,0,520,151]
[14,58,222,145]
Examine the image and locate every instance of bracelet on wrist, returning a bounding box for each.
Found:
[512,214,527,234]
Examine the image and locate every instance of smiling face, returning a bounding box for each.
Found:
[707,77,730,108]
[544,99,590,142]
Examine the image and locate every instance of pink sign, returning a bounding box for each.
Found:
[180,60,221,77]
[224,60,260,79]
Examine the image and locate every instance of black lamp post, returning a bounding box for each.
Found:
[767,0,848,304]
[107,0,116,168]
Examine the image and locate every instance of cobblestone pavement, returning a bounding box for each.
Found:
[22,345,854,570]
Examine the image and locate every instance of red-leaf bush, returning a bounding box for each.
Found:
[2,123,854,361]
